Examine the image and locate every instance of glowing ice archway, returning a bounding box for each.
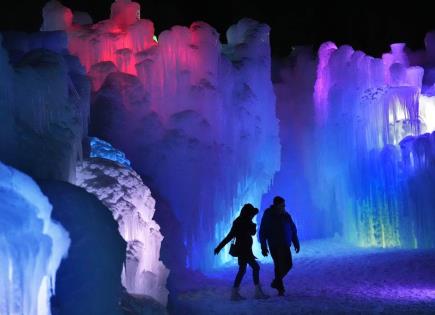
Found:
[76,138,169,305]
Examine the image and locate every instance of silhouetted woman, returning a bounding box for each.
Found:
[214,203,269,300]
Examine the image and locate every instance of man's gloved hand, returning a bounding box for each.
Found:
[214,247,220,255]
[261,247,268,257]
[295,245,300,254]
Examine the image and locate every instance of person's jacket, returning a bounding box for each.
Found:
[259,205,300,250]
[216,216,256,259]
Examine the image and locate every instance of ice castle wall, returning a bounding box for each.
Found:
[52,0,280,270]
[0,31,90,182]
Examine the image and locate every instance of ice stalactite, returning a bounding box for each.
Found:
[313,42,337,124]
[0,162,70,315]
[75,138,169,305]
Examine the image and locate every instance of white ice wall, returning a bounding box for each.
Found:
[0,162,70,315]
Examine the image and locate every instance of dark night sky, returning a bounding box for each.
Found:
[1,0,435,57]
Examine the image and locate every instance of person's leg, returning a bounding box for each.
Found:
[232,258,247,300]
[275,246,292,295]
[247,258,260,285]
[281,246,293,279]
[247,258,269,299]
[269,246,281,287]
[270,246,285,294]
[270,247,282,290]
[233,258,247,288]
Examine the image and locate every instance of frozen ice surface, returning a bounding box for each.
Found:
[175,239,435,314]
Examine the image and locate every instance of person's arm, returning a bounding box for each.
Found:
[249,222,256,236]
[259,212,269,256]
[289,215,300,253]
[214,222,236,254]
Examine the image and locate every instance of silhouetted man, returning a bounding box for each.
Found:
[259,196,300,296]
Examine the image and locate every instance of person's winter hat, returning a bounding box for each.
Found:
[241,203,259,217]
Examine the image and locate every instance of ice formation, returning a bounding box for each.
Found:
[0,31,90,181]
[76,137,169,305]
[66,0,155,78]
[40,0,73,32]
[311,41,435,247]
[0,162,70,315]
[33,0,435,285]
[267,38,435,249]
[49,0,280,270]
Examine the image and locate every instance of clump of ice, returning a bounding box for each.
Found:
[89,137,131,168]
[0,162,69,315]
[40,0,73,31]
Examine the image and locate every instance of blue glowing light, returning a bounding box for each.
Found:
[90,137,131,168]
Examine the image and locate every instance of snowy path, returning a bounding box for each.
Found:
[174,239,435,314]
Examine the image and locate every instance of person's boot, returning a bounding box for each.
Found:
[271,279,285,296]
[277,281,285,296]
[270,279,278,289]
[254,285,269,299]
[231,287,246,301]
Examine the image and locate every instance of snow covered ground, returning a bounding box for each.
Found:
[174,238,435,314]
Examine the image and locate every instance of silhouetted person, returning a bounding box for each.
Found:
[259,196,300,296]
[214,203,269,300]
